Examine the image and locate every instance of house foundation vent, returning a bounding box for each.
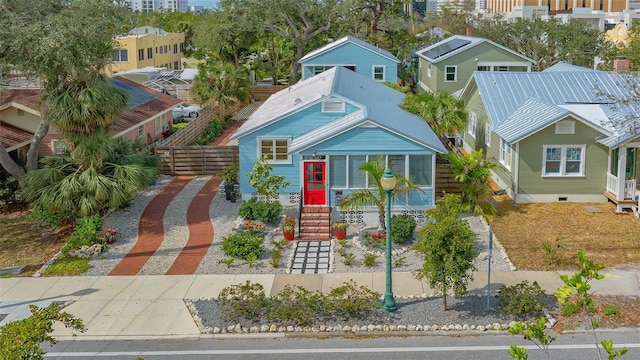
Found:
[558,197,568,202]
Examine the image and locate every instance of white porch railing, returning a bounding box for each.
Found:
[606,172,637,200]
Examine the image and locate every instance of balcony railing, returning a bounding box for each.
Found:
[606,172,637,200]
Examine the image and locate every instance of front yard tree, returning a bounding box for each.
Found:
[416,193,476,310]
[339,157,418,231]
[0,0,130,179]
[191,60,250,119]
[445,149,497,218]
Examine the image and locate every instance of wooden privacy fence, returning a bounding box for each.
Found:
[155,145,239,176]
[159,102,243,148]
[250,85,287,101]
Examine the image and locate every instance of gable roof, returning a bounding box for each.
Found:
[468,71,640,147]
[415,35,535,64]
[231,66,446,153]
[543,62,602,73]
[0,122,33,150]
[299,36,399,64]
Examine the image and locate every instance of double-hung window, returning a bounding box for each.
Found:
[138,49,144,61]
[500,139,512,170]
[147,47,153,59]
[373,65,385,81]
[445,65,457,82]
[467,112,477,138]
[330,154,433,189]
[112,50,128,62]
[543,145,585,176]
[259,138,291,164]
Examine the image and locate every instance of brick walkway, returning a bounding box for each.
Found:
[108,176,193,276]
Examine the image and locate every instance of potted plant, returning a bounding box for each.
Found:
[221,164,239,200]
[332,221,348,240]
[283,216,296,241]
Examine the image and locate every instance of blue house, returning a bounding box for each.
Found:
[230,66,446,237]
[298,36,400,83]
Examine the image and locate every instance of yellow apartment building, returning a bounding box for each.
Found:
[107,26,185,76]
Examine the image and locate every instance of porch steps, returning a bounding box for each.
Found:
[298,206,331,241]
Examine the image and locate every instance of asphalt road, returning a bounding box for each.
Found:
[45,331,640,360]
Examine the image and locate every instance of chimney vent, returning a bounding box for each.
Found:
[614,56,630,72]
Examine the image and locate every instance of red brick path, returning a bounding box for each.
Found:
[165,176,221,275]
[108,176,193,276]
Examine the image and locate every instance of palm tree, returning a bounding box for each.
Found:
[191,60,250,119]
[444,149,497,217]
[21,134,160,217]
[402,91,467,137]
[339,157,420,231]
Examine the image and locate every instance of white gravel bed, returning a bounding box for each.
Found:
[83,175,174,276]
[139,176,211,275]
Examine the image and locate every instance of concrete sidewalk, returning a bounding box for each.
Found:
[1,270,638,340]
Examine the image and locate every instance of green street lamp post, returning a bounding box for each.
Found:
[380,168,398,312]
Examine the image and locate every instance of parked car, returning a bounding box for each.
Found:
[172,103,202,123]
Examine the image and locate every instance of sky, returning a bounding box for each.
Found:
[189,0,218,9]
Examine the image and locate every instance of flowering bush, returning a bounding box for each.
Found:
[236,219,267,237]
[283,217,296,232]
[361,230,386,249]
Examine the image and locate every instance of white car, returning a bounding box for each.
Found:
[172,103,202,122]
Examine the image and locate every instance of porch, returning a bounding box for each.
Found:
[605,172,639,212]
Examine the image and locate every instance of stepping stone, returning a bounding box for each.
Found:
[291,269,303,274]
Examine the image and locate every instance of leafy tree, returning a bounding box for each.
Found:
[0,303,85,360]
[415,193,476,310]
[231,0,340,82]
[134,9,198,55]
[444,150,497,218]
[402,91,467,136]
[247,156,291,199]
[339,157,419,231]
[192,60,250,119]
[0,0,130,179]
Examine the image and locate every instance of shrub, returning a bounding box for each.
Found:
[497,281,547,317]
[326,280,380,318]
[60,215,103,255]
[221,232,264,260]
[342,252,356,265]
[603,304,619,317]
[194,119,225,145]
[217,281,269,322]
[363,253,378,267]
[541,235,565,269]
[561,302,580,316]
[270,285,323,326]
[390,214,417,244]
[238,197,281,223]
[0,175,21,211]
[270,248,282,268]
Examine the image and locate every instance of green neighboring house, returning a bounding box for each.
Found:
[416,35,534,94]
[458,65,640,213]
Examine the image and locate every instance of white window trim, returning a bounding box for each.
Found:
[500,139,512,170]
[485,122,491,146]
[542,144,586,177]
[257,137,292,164]
[321,100,345,113]
[372,65,385,81]
[467,112,477,138]
[51,139,68,155]
[555,120,575,134]
[427,62,432,78]
[137,125,144,139]
[444,65,457,82]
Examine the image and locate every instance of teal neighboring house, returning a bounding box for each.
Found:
[298,36,399,83]
[458,65,640,212]
[230,66,446,232]
[416,35,534,94]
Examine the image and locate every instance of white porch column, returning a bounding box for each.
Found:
[616,146,628,202]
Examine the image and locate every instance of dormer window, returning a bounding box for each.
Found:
[322,100,345,113]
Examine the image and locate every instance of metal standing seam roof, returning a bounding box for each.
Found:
[472,71,640,147]
[298,36,400,64]
[543,62,602,73]
[231,66,446,154]
[415,35,535,64]
[494,98,572,143]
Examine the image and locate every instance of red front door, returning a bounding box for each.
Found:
[304,161,326,205]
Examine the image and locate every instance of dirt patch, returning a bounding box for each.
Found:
[553,295,640,332]
[490,201,640,271]
[0,211,72,277]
